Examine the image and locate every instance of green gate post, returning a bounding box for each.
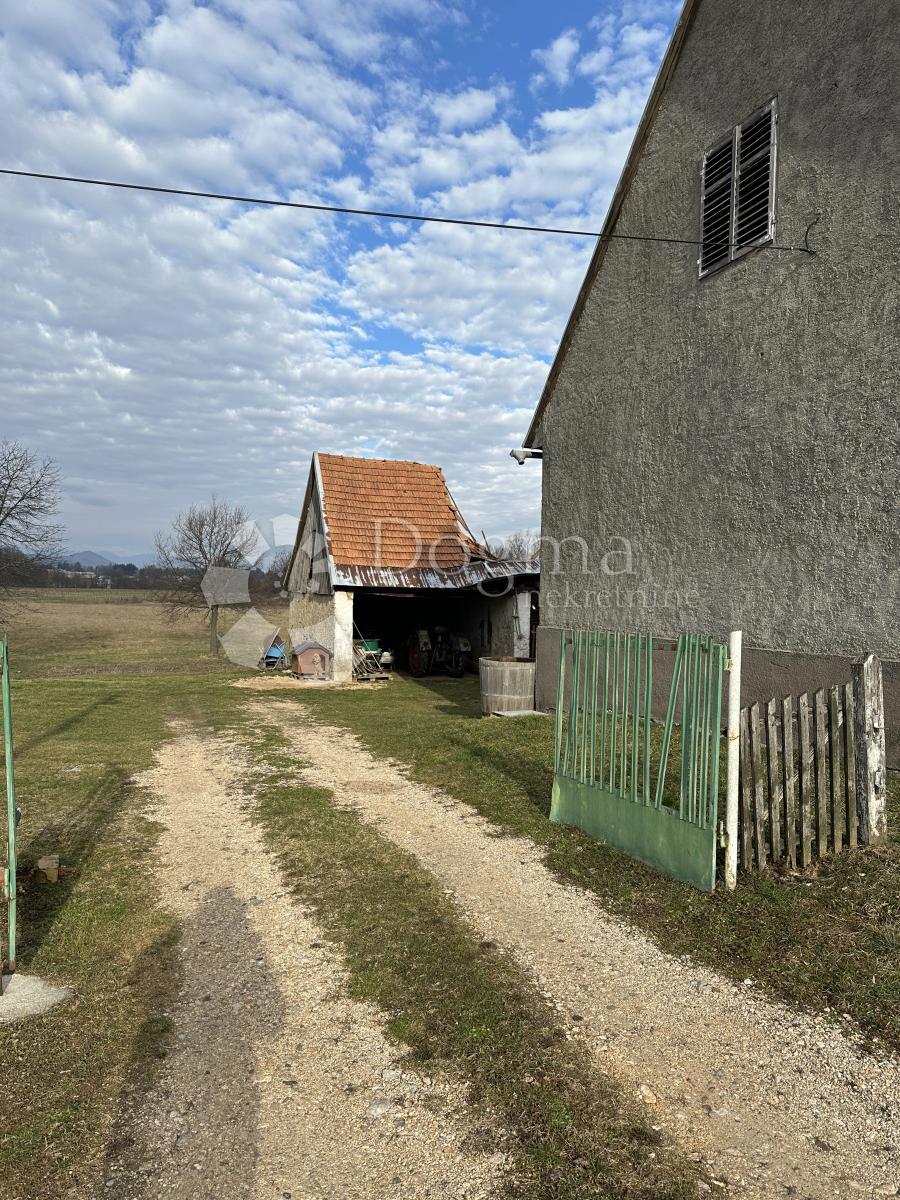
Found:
[1,637,17,982]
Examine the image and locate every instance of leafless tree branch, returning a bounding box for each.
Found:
[0,441,63,618]
[154,497,258,653]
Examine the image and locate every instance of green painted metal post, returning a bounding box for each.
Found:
[580,630,591,783]
[708,644,725,831]
[620,634,631,797]
[610,632,620,792]
[643,632,652,805]
[683,636,691,820]
[697,637,711,826]
[630,634,640,804]
[696,638,710,825]
[554,630,566,773]
[2,637,17,979]
[589,633,598,785]
[656,635,685,809]
[565,632,581,777]
[599,634,609,785]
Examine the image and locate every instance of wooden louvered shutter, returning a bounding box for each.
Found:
[734,101,777,255]
[699,135,735,275]
[699,99,776,276]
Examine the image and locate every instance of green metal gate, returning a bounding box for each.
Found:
[551,630,726,891]
[1,637,17,984]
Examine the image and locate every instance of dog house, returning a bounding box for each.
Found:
[291,639,333,679]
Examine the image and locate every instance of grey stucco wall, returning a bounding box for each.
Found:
[539,0,898,668]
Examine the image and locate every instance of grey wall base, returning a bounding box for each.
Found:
[535,625,899,768]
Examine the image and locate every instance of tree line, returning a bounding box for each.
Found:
[0,441,285,655]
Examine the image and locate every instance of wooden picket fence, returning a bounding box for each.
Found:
[737,655,886,871]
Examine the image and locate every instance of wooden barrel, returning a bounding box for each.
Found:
[478,657,536,716]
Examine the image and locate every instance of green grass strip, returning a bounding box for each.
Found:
[238,726,702,1200]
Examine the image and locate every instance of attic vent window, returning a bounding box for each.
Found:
[700,99,777,276]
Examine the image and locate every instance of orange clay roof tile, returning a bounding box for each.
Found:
[317,453,481,569]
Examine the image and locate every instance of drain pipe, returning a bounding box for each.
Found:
[509,449,543,465]
[724,630,742,890]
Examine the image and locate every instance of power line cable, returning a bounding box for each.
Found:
[0,167,815,253]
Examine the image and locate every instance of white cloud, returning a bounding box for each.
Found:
[531,29,580,89]
[431,86,504,131]
[0,0,676,551]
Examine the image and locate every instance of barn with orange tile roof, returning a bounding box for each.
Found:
[284,453,538,684]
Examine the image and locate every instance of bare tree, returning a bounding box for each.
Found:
[0,441,62,614]
[493,528,541,561]
[154,498,257,654]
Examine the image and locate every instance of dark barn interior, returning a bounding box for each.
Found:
[352,586,504,671]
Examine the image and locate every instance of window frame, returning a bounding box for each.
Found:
[699,97,778,278]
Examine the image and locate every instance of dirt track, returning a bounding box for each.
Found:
[103,729,502,1200]
[262,704,900,1200]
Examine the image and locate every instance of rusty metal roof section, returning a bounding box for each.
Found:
[332,558,538,590]
[317,452,487,573]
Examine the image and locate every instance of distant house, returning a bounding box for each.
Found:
[284,453,538,683]
[518,0,898,759]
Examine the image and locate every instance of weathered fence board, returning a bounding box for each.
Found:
[766,698,782,862]
[798,692,813,868]
[749,703,766,870]
[739,707,753,868]
[813,690,828,858]
[781,694,796,868]
[843,682,857,849]
[737,657,886,873]
[829,686,843,852]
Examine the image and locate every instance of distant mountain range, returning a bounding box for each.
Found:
[58,547,291,569]
[59,550,157,568]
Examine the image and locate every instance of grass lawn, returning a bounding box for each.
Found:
[6,588,288,678]
[282,674,900,1054]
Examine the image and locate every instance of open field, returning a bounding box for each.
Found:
[4,588,288,678]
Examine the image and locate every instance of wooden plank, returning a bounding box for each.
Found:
[852,654,888,844]
[813,689,828,859]
[829,686,844,851]
[781,696,797,868]
[797,692,813,868]
[739,707,753,870]
[843,682,857,849]
[766,698,783,862]
[749,702,767,869]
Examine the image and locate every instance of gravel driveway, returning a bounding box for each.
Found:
[102,729,503,1200]
[263,705,900,1200]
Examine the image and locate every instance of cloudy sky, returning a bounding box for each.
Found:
[0,0,679,558]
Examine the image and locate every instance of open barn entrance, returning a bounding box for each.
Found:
[352,585,535,674]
